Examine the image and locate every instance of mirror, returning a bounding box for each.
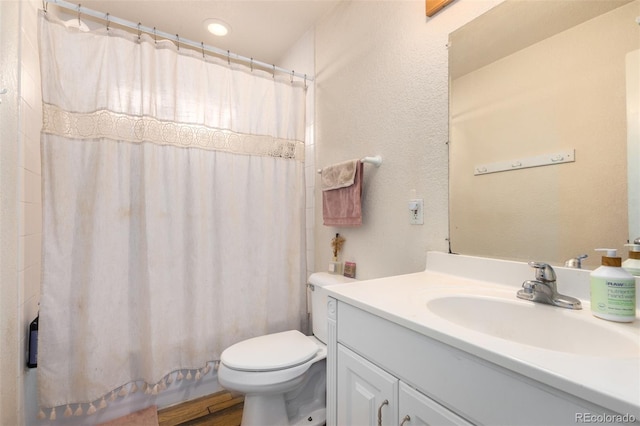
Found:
[449,0,640,269]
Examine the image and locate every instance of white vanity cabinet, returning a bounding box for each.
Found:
[337,343,470,425]
[327,297,629,426]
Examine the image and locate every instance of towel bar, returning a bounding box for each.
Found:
[317,155,382,174]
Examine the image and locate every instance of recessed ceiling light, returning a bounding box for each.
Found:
[204,19,231,37]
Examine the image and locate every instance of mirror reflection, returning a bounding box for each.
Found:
[449,0,640,269]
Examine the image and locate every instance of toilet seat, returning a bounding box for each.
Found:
[221,330,319,372]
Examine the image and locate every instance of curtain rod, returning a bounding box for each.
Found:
[42,0,314,82]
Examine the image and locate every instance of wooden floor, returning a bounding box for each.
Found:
[157,390,244,426]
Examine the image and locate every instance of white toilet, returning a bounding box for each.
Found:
[217,272,355,426]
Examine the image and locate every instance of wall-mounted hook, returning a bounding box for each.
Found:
[0,88,8,105]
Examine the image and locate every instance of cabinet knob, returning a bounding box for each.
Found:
[377,399,389,426]
[400,414,411,426]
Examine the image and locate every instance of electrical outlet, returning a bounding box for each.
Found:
[409,199,424,225]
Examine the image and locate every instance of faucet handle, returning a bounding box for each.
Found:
[528,261,556,282]
[564,254,588,268]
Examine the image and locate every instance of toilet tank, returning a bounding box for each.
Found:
[308,272,356,344]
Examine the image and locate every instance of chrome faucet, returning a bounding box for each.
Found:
[517,262,582,310]
[564,254,588,269]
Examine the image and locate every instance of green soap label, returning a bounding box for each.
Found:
[590,278,636,317]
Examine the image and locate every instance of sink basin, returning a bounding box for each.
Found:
[427,294,640,358]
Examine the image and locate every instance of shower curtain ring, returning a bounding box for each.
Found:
[290,70,294,84]
[227,50,231,65]
[153,27,157,44]
[201,42,205,58]
[250,58,254,72]
[42,0,47,13]
[77,4,81,27]
[176,34,180,50]
[137,23,142,42]
[105,13,110,31]
[304,74,307,90]
[272,65,276,79]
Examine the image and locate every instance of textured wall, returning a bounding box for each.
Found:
[314,0,501,279]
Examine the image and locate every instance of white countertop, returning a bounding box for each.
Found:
[325,252,640,417]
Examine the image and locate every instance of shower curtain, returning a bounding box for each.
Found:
[37,11,307,414]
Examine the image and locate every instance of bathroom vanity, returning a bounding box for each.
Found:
[325,252,640,425]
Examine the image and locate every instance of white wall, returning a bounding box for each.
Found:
[20,4,44,420]
[314,0,501,280]
[0,1,22,424]
[278,28,318,280]
[1,0,43,424]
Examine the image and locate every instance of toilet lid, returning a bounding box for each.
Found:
[221,330,319,372]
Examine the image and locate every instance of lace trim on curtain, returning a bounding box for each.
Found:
[37,362,220,420]
[42,103,305,162]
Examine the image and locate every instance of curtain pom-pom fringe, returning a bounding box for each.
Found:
[203,365,211,375]
[186,371,193,380]
[118,386,128,397]
[195,370,202,381]
[74,404,84,416]
[99,397,108,410]
[37,409,46,420]
[108,390,117,402]
[176,371,184,381]
[166,374,173,384]
[130,382,139,394]
[49,408,57,421]
[87,403,97,415]
[64,404,73,417]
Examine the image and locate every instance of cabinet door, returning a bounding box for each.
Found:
[399,382,472,426]
[337,345,398,426]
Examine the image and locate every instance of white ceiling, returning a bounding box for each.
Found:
[49,1,341,67]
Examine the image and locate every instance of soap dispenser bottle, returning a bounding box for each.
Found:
[623,239,640,277]
[590,249,636,322]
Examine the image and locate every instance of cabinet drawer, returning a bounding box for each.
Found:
[400,382,472,426]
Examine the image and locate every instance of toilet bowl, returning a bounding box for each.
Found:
[217,272,355,426]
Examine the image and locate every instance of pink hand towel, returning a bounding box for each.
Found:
[321,160,363,226]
